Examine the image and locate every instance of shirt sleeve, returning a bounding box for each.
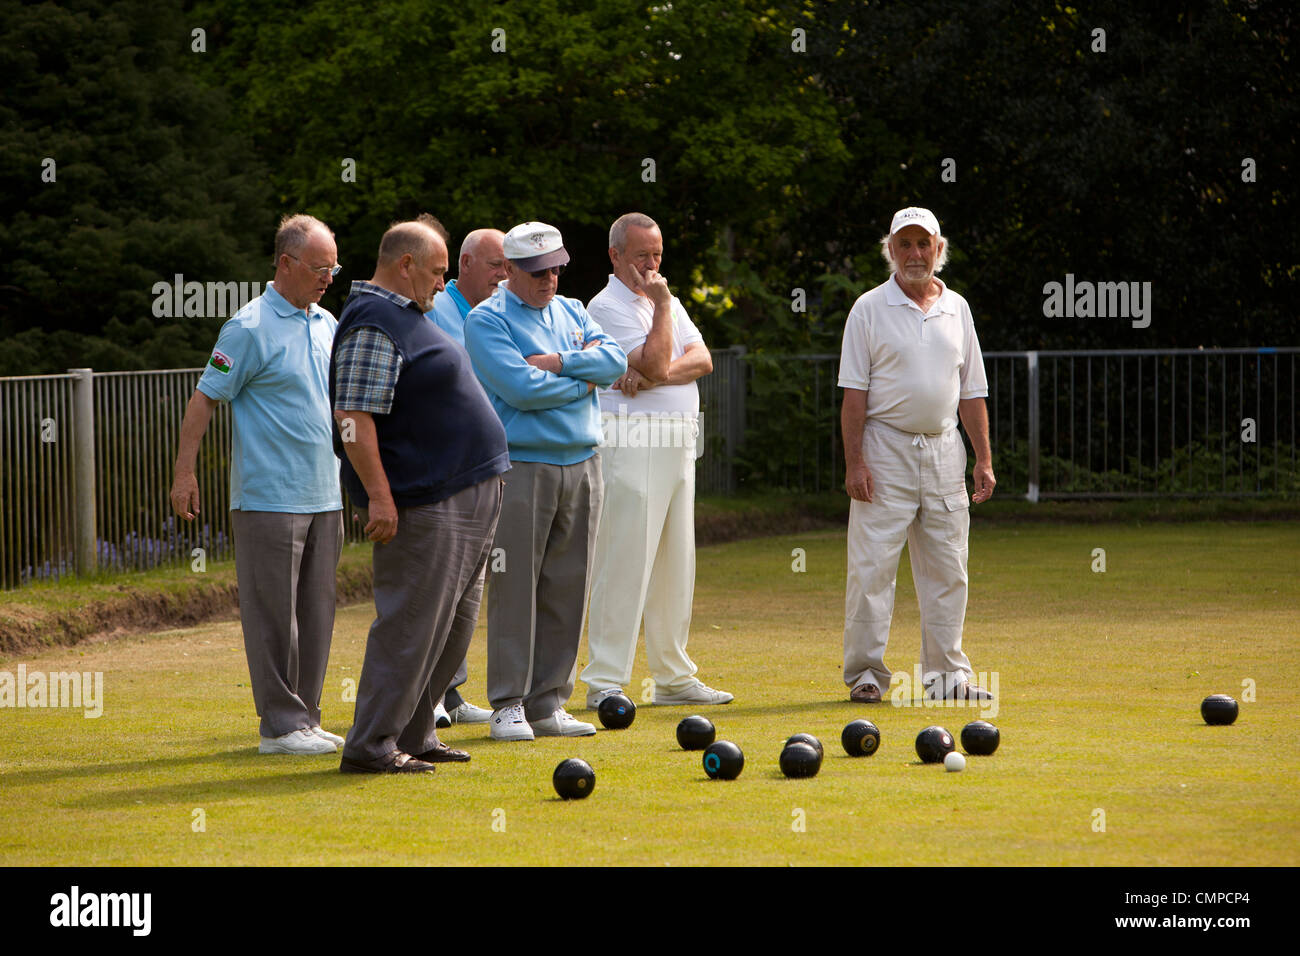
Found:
[837,299,871,391]
[587,294,648,354]
[196,318,261,403]
[958,304,989,399]
[333,327,403,414]
[674,299,705,349]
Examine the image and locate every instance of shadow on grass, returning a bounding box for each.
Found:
[2,744,457,808]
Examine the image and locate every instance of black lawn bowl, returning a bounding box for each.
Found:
[960,720,1001,756]
[841,719,881,757]
[784,733,824,760]
[702,740,744,780]
[597,693,637,730]
[552,758,596,799]
[915,726,956,764]
[779,742,822,778]
[1201,694,1239,726]
[676,715,717,750]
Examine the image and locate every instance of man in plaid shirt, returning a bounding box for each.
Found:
[330,214,510,774]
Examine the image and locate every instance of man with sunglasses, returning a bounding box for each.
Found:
[171,213,345,757]
[464,221,627,741]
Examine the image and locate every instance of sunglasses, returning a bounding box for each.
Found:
[529,264,566,278]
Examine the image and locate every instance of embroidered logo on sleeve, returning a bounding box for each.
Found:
[209,350,233,374]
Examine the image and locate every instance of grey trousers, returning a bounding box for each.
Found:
[231,509,343,739]
[343,477,503,762]
[486,457,603,722]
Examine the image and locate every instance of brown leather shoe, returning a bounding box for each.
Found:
[850,683,882,703]
[413,742,471,764]
[339,750,437,774]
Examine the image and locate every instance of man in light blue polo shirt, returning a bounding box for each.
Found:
[171,213,345,756]
[465,221,626,741]
[423,227,507,727]
[426,228,507,346]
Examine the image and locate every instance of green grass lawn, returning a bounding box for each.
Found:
[1,520,1296,866]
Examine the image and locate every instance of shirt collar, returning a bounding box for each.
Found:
[605,274,643,303]
[445,279,472,318]
[348,279,420,312]
[264,281,323,319]
[886,274,955,315]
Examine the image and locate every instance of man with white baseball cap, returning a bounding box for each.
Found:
[838,206,996,705]
[464,221,627,741]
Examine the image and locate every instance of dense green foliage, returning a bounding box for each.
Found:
[4,1,1294,368]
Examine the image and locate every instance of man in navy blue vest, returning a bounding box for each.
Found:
[330,214,510,773]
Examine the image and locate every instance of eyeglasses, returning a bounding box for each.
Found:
[286,253,342,278]
[529,264,566,278]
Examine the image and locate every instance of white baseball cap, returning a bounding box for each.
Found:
[889,207,941,236]
[503,221,571,271]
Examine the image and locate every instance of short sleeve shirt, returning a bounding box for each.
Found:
[838,275,988,435]
[196,281,342,512]
[590,274,704,417]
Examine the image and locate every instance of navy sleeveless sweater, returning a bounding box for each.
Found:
[330,292,509,508]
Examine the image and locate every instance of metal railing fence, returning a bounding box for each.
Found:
[728,348,1298,499]
[2,348,1294,589]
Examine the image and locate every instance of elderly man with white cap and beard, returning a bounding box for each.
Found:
[838,206,996,706]
[464,221,627,741]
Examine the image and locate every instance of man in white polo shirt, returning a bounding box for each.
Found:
[839,206,996,705]
[171,213,345,756]
[583,212,732,709]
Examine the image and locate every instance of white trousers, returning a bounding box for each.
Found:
[844,420,974,696]
[584,418,698,694]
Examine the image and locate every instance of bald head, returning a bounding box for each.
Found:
[370,214,450,313]
[456,228,508,307]
[378,216,447,269]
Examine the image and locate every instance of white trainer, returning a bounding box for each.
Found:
[259,729,337,755]
[490,703,535,741]
[531,708,597,737]
[652,682,734,706]
[435,702,451,729]
[448,701,493,724]
[310,726,345,748]
[585,687,626,710]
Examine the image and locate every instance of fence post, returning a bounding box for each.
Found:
[70,368,97,575]
[1026,352,1040,503]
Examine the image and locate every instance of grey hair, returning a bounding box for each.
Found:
[378,215,448,267]
[609,212,658,252]
[273,214,331,266]
[879,232,949,274]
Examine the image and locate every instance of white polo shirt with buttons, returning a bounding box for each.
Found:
[838,274,989,700]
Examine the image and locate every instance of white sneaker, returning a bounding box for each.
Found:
[531,708,597,737]
[449,700,493,724]
[490,703,535,741]
[435,702,451,729]
[585,686,626,710]
[310,726,345,748]
[259,729,337,755]
[653,681,734,706]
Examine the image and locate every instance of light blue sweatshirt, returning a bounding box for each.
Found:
[465,284,627,465]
